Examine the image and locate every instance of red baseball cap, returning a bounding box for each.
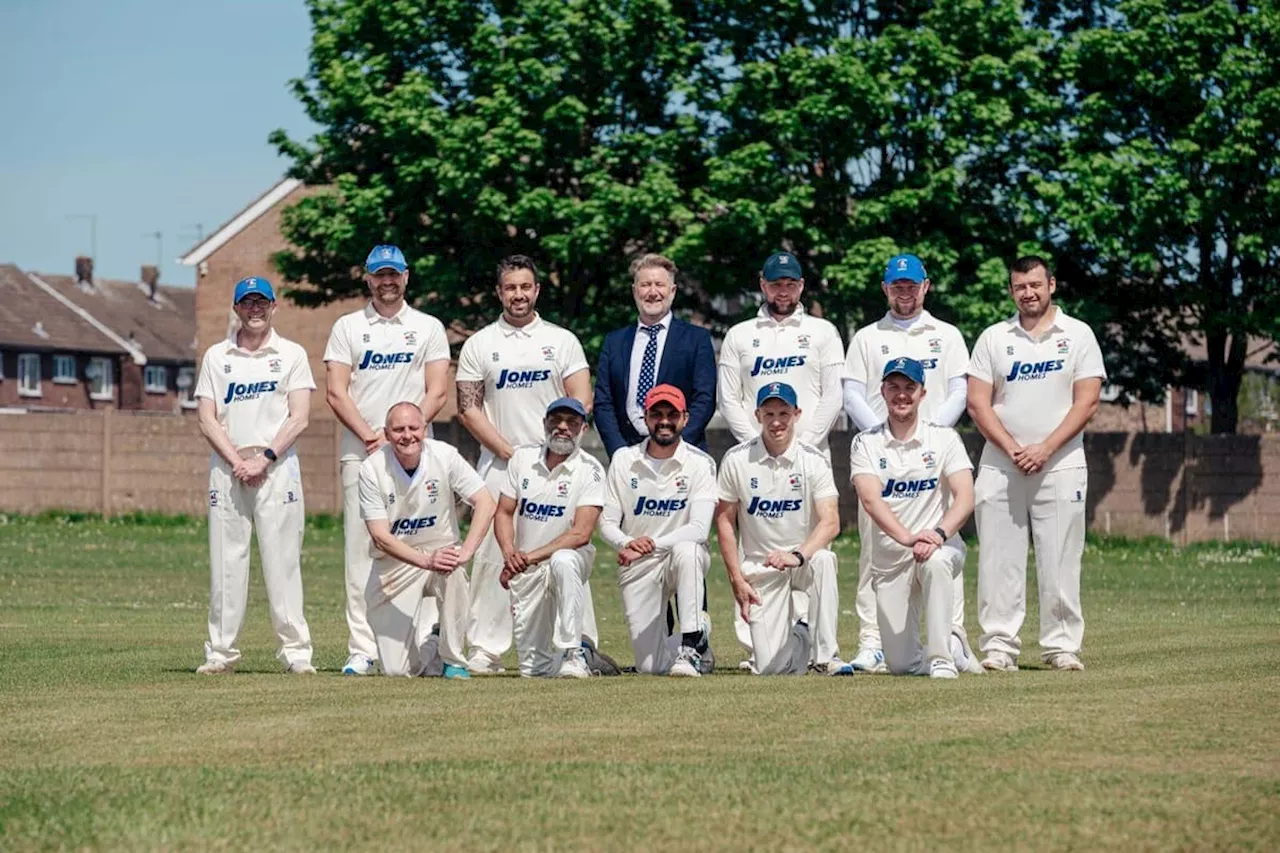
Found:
[644,384,686,412]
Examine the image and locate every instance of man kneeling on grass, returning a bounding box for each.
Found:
[841,357,983,679]
[494,398,614,678]
[359,401,496,678]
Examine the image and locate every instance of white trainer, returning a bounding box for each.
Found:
[849,646,888,674]
[342,654,374,676]
[981,651,1018,672]
[196,660,233,675]
[949,633,985,675]
[1046,652,1085,671]
[669,646,702,678]
[556,648,591,679]
[287,662,317,675]
[466,650,506,675]
[929,658,959,680]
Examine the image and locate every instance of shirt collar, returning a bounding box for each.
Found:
[755,303,808,328]
[389,444,428,490]
[224,328,281,356]
[498,312,543,337]
[536,443,580,476]
[883,420,925,448]
[749,434,799,467]
[364,301,410,324]
[1004,306,1066,340]
[876,308,938,333]
[635,438,687,475]
[636,312,672,333]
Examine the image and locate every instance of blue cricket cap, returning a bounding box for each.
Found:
[233,277,275,303]
[884,254,928,284]
[366,244,408,273]
[882,356,926,385]
[546,397,588,418]
[756,382,799,408]
[762,251,803,282]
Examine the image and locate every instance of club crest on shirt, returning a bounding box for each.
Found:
[1057,337,1070,354]
[424,479,440,503]
[922,450,936,468]
[929,337,942,353]
[878,457,888,470]
[268,358,282,373]
[404,331,417,346]
[881,345,890,355]
[796,334,810,350]
[208,490,218,507]
[557,481,570,497]
[788,473,803,491]
[674,476,689,494]
[541,345,556,361]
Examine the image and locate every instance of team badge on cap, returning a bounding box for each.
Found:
[882,356,926,385]
[756,381,799,408]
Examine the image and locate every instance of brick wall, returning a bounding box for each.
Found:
[0,351,124,411]
[2,411,1277,543]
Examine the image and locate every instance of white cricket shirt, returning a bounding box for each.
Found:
[455,314,589,469]
[850,421,972,567]
[194,329,315,451]
[717,436,839,562]
[719,304,845,447]
[602,440,717,545]
[500,444,606,553]
[967,308,1106,473]
[358,439,487,567]
[845,310,969,423]
[323,301,452,461]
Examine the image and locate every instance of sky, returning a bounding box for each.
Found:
[0,0,319,287]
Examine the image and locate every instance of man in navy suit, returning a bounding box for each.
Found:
[594,254,717,459]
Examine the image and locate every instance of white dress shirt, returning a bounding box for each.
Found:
[625,311,672,435]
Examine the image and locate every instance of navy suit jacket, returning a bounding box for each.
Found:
[594,317,717,459]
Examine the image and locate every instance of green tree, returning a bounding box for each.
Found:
[1042,0,1280,432]
[271,0,707,354]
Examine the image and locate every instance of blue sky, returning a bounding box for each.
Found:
[0,0,318,287]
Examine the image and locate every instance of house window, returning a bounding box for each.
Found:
[18,353,41,397]
[177,366,197,408]
[1184,389,1199,417]
[53,354,77,384]
[144,364,168,394]
[87,357,114,401]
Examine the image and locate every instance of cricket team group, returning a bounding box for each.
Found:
[193,244,1106,681]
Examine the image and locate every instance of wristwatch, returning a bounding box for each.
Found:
[263,448,278,464]
[790,550,806,567]
[933,526,947,541]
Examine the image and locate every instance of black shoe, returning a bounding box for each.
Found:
[580,638,621,676]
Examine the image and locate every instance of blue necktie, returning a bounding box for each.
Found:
[636,324,663,409]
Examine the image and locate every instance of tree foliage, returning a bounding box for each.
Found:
[273,0,1280,432]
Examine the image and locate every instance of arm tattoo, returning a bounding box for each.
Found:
[457,380,485,413]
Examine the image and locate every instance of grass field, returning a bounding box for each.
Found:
[0,514,1277,851]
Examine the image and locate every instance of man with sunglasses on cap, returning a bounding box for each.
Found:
[599,384,719,677]
[718,252,845,669]
[493,398,607,678]
[838,357,980,679]
[842,253,972,674]
[194,277,316,675]
[324,244,453,677]
[715,382,841,675]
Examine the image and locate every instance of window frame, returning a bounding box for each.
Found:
[144,364,168,394]
[88,356,114,402]
[52,354,78,384]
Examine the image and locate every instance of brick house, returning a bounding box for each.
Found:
[0,260,196,412]
[179,178,464,421]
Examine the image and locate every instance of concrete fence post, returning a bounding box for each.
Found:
[101,409,112,519]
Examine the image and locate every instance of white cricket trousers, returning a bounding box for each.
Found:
[205,453,312,668]
[873,542,964,675]
[509,546,595,677]
[366,559,470,677]
[741,549,838,675]
[975,466,1087,661]
[341,459,437,660]
[618,542,710,674]
[856,505,970,650]
[468,457,598,659]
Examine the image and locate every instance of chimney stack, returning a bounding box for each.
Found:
[141,264,160,299]
[75,255,94,286]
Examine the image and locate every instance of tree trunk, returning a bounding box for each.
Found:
[1208,330,1247,434]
